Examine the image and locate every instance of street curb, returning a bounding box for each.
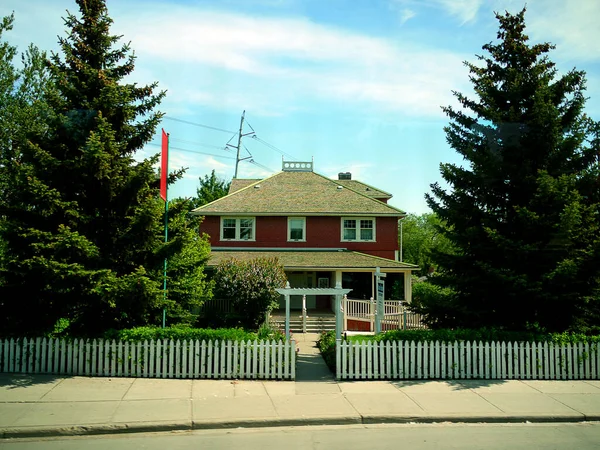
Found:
[2,414,600,439]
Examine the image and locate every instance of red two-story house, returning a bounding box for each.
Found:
[192,161,417,311]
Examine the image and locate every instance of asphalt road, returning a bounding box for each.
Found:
[2,423,600,450]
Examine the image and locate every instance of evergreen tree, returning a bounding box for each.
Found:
[159,198,212,325]
[426,9,600,332]
[0,14,73,334]
[0,2,211,336]
[190,170,231,209]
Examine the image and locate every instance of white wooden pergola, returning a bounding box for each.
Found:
[275,282,352,340]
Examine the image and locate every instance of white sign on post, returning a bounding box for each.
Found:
[374,267,386,334]
[377,279,385,301]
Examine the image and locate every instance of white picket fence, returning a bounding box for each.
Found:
[336,340,600,380]
[0,338,296,380]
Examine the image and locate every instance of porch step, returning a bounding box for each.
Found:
[270,316,336,333]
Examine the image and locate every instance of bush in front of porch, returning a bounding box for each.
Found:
[213,257,287,329]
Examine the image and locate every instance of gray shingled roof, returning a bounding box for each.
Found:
[192,171,405,216]
[207,250,418,270]
[229,178,260,194]
[336,180,392,199]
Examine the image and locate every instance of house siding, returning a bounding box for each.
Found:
[200,216,399,260]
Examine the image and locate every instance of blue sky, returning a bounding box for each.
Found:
[4,0,600,214]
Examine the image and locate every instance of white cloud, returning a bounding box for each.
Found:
[434,0,483,24]
[111,5,470,118]
[390,0,483,24]
[526,0,600,62]
[399,8,417,24]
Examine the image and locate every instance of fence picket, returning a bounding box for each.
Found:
[220,341,227,378]
[180,340,186,379]
[385,341,392,379]
[101,340,108,376]
[595,343,600,380]
[447,341,454,379]
[9,339,16,373]
[276,341,282,379]
[207,340,213,379]
[577,342,584,380]
[283,340,288,379]
[238,340,245,379]
[584,343,590,379]
[408,341,415,379]
[248,340,254,379]
[252,340,258,379]
[351,342,357,379]
[263,341,269,379]
[291,340,296,380]
[392,342,398,379]
[233,341,239,379]
[33,338,41,373]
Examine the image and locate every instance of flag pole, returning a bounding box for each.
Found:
[161,130,169,328]
[162,199,168,328]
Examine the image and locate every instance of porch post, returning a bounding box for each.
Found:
[369,297,375,332]
[285,282,291,340]
[335,282,343,339]
[302,294,307,333]
[343,294,348,332]
[403,271,412,304]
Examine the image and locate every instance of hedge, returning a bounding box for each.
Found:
[347,328,600,345]
[104,325,285,343]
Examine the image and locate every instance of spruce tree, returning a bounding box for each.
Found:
[427,9,600,332]
[0,2,208,336]
[189,170,231,209]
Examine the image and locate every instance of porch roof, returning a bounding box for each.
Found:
[207,250,418,271]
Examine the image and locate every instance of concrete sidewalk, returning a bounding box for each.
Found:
[1,333,600,438]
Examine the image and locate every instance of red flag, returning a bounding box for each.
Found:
[160,129,168,201]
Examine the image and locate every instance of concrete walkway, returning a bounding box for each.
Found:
[1,333,600,439]
[294,332,335,382]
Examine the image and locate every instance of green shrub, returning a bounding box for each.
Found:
[213,257,287,329]
[410,281,457,328]
[346,328,600,345]
[104,326,285,343]
[317,330,336,373]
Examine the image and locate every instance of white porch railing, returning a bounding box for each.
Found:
[336,339,600,380]
[343,297,427,331]
[0,337,296,380]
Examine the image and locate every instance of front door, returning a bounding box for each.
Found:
[283,272,316,310]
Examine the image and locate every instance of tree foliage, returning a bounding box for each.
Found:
[190,170,231,209]
[425,9,600,332]
[0,2,211,336]
[400,213,454,277]
[160,198,212,325]
[213,257,287,329]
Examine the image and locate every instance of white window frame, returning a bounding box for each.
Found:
[341,217,376,242]
[220,217,256,241]
[287,217,306,242]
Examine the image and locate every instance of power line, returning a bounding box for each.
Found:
[169,137,228,151]
[251,135,297,161]
[249,159,275,173]
[146,142,236,160]
[163,116,237,134]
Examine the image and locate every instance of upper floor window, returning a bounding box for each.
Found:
[342,217,375,242]
[221,217,255,241]
[288,217,306,241]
